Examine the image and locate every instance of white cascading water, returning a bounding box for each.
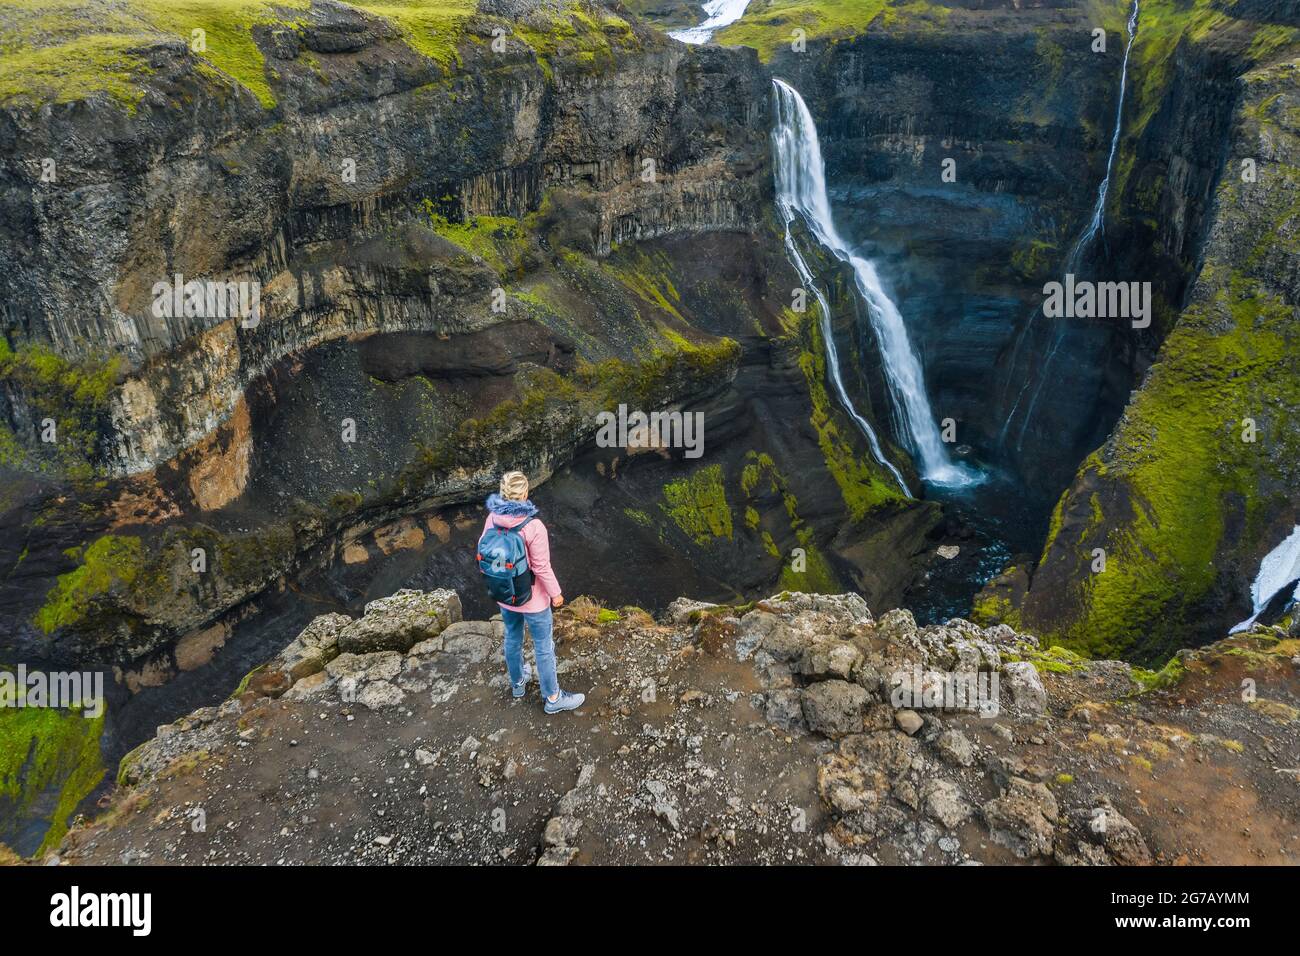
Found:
[668,0,751,45]
[771,78,978,490]
[780,204,913,496]
[1230,526,1300,634]
[1001,0,1140,449]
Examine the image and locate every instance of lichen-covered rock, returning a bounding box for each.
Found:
[801,680,869,738]
[1058,799,1153,866]
[337,589,462,654]
[663,597,718,625]
[936,729,976,767]
[1002,661,1048,714]
[874,608,920,648]
[273,613,351,685]
[797,640,862,681]
[763,688,805,731]
[982,777,1059,859]
[923,779,973,829]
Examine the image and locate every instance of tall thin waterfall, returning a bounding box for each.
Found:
[1000,0,1140,449]
[668,0,751,45]
[771,78,977,490]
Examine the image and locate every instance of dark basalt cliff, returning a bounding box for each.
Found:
[2,0,1298,858]
[0,0,930,691]
[749,0,1299,662]
[1012,37,1300,664]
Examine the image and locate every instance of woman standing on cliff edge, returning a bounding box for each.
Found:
[477,471,586,714]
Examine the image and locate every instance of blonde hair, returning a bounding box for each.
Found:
[499,471,530,501]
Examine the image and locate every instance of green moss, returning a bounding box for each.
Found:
[1053,274,1296,661]
[715,0,948,60]
[0,32,154,110]
[1009,238,1059,282]
[1117,0,1298,201]
[777,535,839,594]
[1131,654,1187,693]
[0,342,122,477]
[230,663,267,699]
[0,696,105,856]
[794,313,907,518]
[739,450,841,593]
[661,464,733,545]
[0,0,314,110]
[623,507,653,528]
[32,535,144,634]
[596,608,621,624]
[970,592,1022,630]
[349,0,476,68]
[604,249,686,324]
[422,201,527,273]
[511,1,636,79]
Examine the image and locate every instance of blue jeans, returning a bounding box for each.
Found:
[502,606,558,699]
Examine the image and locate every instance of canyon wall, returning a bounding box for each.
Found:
[0,0,933,677]
[1016,25,1300,663]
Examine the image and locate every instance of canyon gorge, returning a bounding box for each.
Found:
[0,0,1297,861]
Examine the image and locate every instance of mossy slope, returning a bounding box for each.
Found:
[1021,52,1300,665]
[0,693,105,857]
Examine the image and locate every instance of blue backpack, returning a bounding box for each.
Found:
[476,517,535,606]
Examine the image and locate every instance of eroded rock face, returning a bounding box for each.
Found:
[1,12,768,477]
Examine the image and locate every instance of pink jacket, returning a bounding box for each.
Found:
[481,511,562,614]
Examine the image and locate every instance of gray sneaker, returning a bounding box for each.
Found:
[511,663,532,698]
[544,690,585,714]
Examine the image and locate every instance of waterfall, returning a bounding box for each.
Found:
[771,78,978,490]
[780,207,914,497]
[1231,526,1300,634]
[1001,0,1140,450]
[668,0,751,45]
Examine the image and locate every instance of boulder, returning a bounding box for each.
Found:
[737,609,807,662]
[763,688,805,730]
[275,613,350,683]
[875,608,920,647]
[936,728,976,767]
[1072,799,1153,866]
[1003,661,1048,714]
[337,588,461,654]
[982,777,1058,858]
[798,640,862,681]
[924,779,973,829]
[801,680,869,738]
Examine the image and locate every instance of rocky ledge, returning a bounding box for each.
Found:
[52,589,1300,865]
